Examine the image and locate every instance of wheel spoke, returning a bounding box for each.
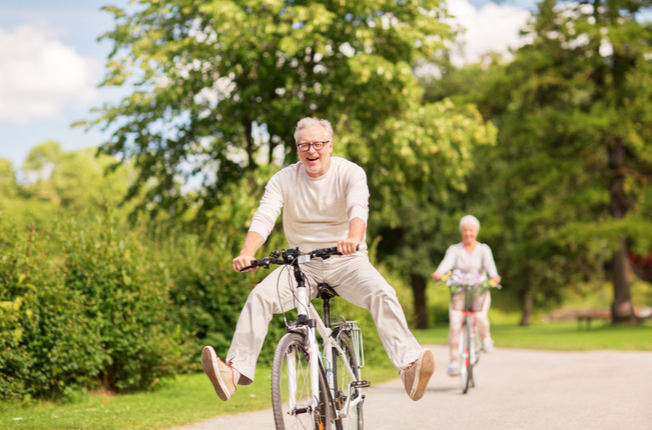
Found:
[273,334,330,430]
[333,334,363,430]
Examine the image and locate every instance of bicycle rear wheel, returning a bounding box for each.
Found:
[272,333,332,430]
[332,333,363,430]
[459,319,472,394]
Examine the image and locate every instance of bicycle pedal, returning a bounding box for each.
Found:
[352,380,370,388]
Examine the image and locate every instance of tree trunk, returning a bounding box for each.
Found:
[244,119,257,171]
[611,240,635,323]
[608,137,635,323]
[520,289,533,326]
[409,274,429,329]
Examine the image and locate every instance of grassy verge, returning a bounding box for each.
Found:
[414,320,652,351]
[0,365,397,430]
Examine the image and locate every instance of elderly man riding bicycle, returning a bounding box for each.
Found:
[201,117,435,402]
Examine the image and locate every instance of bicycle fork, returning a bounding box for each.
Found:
[283,325,320,415]
[461,313,477,371]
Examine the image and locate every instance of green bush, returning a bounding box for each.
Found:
[59,218,191,392]
[163,232,288,368]
[0,217,192,400]
[0,209,400,401]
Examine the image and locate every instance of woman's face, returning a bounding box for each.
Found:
[461,223,478,245]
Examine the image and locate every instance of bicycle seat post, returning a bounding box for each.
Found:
[323,294,331,329]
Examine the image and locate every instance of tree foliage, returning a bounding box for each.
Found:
[364,100,497,328]
[82,0,454,217]
[81,0,501,328]
[424,0,652,323]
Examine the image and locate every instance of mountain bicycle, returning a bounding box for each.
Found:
[241,246,369,430]
[440,270,499,394]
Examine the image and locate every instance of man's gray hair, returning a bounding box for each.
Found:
[294,117,333,143]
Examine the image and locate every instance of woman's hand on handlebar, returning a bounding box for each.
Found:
[233,254,258,273]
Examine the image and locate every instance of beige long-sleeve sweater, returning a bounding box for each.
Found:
[248,157,369,252]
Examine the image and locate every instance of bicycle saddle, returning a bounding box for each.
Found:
[317,283,339,300]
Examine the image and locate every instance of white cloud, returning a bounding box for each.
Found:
[446,0,532,66]
[0,24,100,125]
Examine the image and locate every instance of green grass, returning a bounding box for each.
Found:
[0,365,397,430]
[414,320,652,351]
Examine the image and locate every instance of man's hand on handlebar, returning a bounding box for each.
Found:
[337,238,359,255]
[233,254,257,273]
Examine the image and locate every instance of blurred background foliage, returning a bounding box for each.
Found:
[2,0,652,401]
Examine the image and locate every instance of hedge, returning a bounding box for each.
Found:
[0,214,399,400]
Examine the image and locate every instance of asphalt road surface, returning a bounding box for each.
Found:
[169,345,652,430]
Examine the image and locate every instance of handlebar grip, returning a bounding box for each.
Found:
[239,256,267,272]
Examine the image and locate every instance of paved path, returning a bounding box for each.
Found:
[169,345,652,430]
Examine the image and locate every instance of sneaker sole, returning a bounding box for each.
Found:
[201,346,231,401]
[410,349,435,401]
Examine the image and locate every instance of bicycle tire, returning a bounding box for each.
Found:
[272,333,332,430]
[467,320,475,390]
[459,319,472,394]
[332,333,364,430]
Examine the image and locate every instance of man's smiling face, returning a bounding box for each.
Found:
[297,124,333,177]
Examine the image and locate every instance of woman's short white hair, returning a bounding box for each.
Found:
[294,117,333,143]
[459,215,480,232]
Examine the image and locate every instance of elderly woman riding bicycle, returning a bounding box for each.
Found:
[432,215,501,377]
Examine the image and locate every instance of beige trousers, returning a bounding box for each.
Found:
[227,251,423,384]
[448,292,491,364]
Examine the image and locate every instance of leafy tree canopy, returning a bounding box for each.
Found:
[81,0,462,217]
[425,0,652,323]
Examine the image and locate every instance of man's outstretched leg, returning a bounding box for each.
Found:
[400,349,436,401]
[201,345,240,401]
[324,253,435,401]
[201,264,318,401]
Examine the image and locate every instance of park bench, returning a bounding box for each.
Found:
[542,308,611,329]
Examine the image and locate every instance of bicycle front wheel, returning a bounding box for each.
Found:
[459,319,472,394]
[332,333,363,430]
[272,333,332,430]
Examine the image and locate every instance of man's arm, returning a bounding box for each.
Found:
[232,231,266,273]
[338,217,365,255]
[235,170,285,273]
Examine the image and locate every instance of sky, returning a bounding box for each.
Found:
[0,0,536,171]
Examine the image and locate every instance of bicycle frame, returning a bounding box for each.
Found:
[289,261,363,421]
[460,311,479,368]
[244,247,366,427]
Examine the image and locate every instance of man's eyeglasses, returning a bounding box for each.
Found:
[297,141,330,152]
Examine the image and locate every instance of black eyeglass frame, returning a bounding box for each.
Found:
[296,140,331,152]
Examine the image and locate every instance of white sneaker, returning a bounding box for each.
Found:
[483,338,494,353]
[447,362,460,376]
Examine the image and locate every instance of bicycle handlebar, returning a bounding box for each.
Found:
[239,246,356,272]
